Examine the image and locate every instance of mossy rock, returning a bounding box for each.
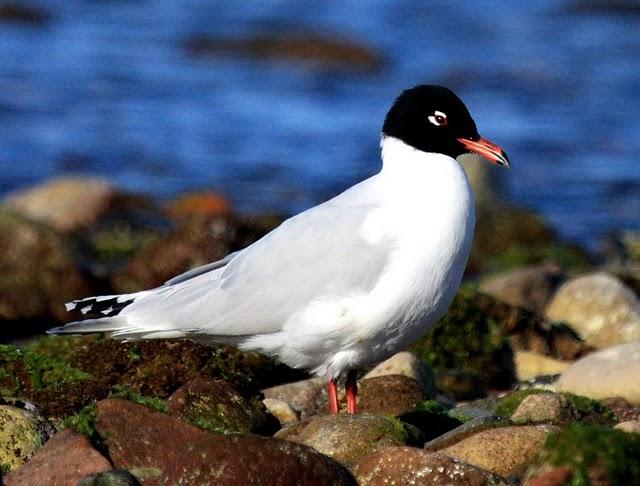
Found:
[410,285,516,396]
[494,389,616,425]
[0,402,55,473]
[528,423,640,485]
[4,335,305,419]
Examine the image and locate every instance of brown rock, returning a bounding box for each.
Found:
[515,351,570,381]
[262,377,326,418]
[111,214,235,292]
[510,393,578,424]
[166,191,231,218]
[358,375,429,415]
[94,398,355,485]
[363,352,436,395]
[184,34,383,73]
[166,377,277,435]
[440,425,558,477]
[275,414,411,466]
[262,398,299,425]
[4,429,111,486]
[525,467,574,486]
[0,209,92,327]
[480,264,566,314]
[600,397,640,422]
[355,447,507,485]
[4,177,120,232]
[545,272,640,348]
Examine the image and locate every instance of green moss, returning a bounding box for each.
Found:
[0,343,91,396]
[410,284,515,393]
[484,243,591,273]
[62,404,97,437]
[415,400,447,415]
[494,389,547,417]
[541,423,640,485]
[110,385,167,413]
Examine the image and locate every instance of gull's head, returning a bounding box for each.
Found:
[382,85,509,167]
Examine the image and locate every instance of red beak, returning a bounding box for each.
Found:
[457,136,510,167]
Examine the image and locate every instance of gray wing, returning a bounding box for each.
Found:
[120,198,393,337]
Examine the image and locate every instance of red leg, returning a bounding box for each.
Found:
[328,378,339,414]
[346,369,357,414]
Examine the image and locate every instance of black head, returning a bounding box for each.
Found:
[382,85,509,166]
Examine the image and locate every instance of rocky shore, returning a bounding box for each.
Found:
[1,173,640,485]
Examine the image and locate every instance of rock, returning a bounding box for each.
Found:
[166,191,231,218]
[0,402,55,473]
[0,209,92,329]
[111,214,235,292]
[0,2,49,24]
[262,377,326,418]
[78,470,140,486]
[515,351,570,381]
[363,352,436,395]
[357,375,430,415]
[600,397,640,422]
[614,420,640,434]
[525,467,574,486]
[4,177,121,232]
[479,264,566,314]
[94,398,355,485]
[545,272,640,347]
[4,429,112,485]
[262,398,299,426]
[424,414,507,452]
[275,414,413,466]
[556,341,640,405]
[525,423,640,485]
[184,33,383,73]
[510,393,577,424]
[494,390,614,425]
[439,425,559,477]
[354,447,507,485]
[410,286,516,395]
[166,377,278,435]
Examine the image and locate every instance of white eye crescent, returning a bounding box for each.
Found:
[428,110,448,127]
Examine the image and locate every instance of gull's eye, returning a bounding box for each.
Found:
[428,110,448,127]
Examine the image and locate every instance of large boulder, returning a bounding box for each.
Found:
[555,341,640,404]
[94,398,355,485]
[545,272,640,348]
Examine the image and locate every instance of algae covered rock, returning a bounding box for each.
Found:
[357,375,432,415]
[275,414,418,466]
[166,377,278,435]
[93,398,355,485]
[525,423,640,485]
[0,400,55,474]
[510,392,578,424]
[410,286,516,397]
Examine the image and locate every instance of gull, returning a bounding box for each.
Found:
[49,85,509,414]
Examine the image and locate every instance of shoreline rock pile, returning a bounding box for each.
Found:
[1,176,640,484]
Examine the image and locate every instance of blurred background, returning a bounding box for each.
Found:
[1,0,639,252]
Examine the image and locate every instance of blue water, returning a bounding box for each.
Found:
[1,1,639,251]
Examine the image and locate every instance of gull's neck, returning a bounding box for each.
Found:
[380,135,458,175]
